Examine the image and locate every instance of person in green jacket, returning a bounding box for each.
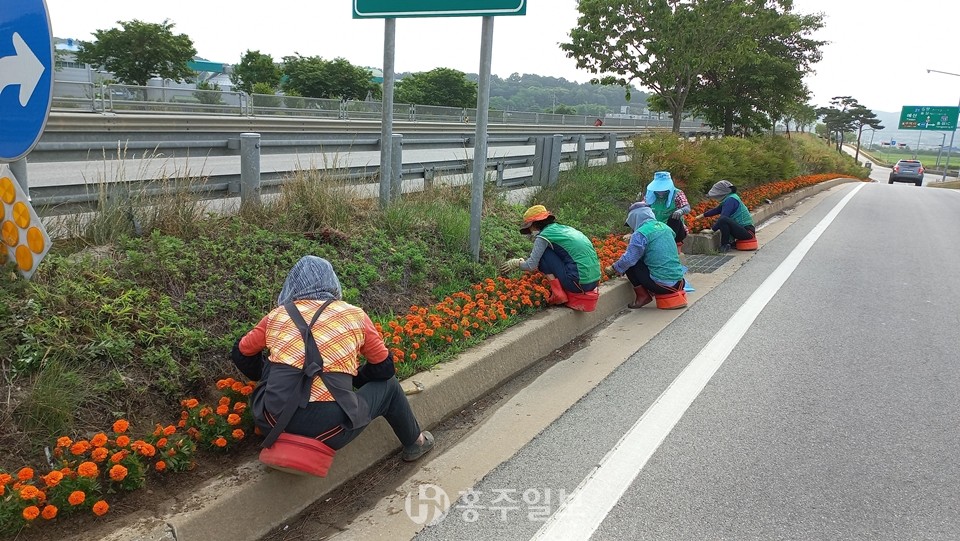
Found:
[500,205,601,305]
[644,170,690,245]
[695,180,755,252]
[604,202,686,309]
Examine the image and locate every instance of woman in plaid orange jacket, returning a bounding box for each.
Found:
[231,256,434,462]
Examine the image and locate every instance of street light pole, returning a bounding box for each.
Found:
[927,69,960,181]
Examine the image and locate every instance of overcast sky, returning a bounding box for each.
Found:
[44,0,960,114]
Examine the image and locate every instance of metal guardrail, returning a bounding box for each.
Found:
[52,80,702,129]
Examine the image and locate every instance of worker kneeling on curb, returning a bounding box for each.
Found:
[694,180,755,253]
[604,202,686,310]
[500,205,601,311]
[232,256,434,477]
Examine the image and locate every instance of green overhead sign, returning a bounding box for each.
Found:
[898,105,959,131]
[352,0,526,18]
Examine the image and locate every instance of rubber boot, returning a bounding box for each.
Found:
[547,278,569,305]
[628,285,653,309]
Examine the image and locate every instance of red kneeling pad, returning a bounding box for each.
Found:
[566,289,599,312]
[259,433,336,477]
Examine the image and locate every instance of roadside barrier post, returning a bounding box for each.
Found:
[240,133,262,207]
[576,135,587,168]
[607,133,618,165]
[548,134,562,186]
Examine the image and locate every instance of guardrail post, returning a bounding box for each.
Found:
[607,133,618,165]
[240,133,262,207]
[576,135,587,168]
[424,167,435,190]
[495,161,505,186]
[548,134,562,186]
[409,104,416,122]
[531,136,547,186]
[10,158,29,201]
[339,99,348,120]
[390,134,403,201]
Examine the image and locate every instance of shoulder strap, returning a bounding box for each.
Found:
[260,299,333,448]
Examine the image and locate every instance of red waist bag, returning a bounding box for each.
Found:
[259,433,336,477]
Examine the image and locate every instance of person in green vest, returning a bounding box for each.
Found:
[604,202,686,309]
[695,180,755,252]
[644,171,690,246]
[500,205,601,305]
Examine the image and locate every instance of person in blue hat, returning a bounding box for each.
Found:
[644,171,690,246]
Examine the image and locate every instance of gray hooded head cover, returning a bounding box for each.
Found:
[277,256,343,305]
[625,202,656,231]
[707,180,734,199]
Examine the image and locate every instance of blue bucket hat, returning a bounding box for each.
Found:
[644,171,676,206]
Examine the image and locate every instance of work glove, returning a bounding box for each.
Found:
[603,265,617,277]
[671,209,684,220]
[499,258,525,274]
[621,233,632,241]
[694,213,705,220]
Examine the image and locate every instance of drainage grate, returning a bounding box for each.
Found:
[684,254,735,274]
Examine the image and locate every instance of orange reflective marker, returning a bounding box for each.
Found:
[15,245,33,272]
[1,221,18,247]
[13,202,31,228]
[27,227,45,254]
[0,177,14,205]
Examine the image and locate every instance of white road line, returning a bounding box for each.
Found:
[531,183,866,541]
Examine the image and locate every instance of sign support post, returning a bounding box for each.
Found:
[469,17,495,262]
[380,18,396,208]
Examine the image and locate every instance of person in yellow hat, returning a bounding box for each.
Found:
[499,205,601,305]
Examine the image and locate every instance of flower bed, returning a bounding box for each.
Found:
[0,173,848,537]
[684,173,858,232]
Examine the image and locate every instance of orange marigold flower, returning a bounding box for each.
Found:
[410,353,418,361]
[231,382,243,393]
[167,448,177,457]
[185,398,199,409]
[116,435,130,448]
[22,505,40,521]
[56,436,72,448]
[177,420,187,428]
[214,437,228,448]
[233,402,246,413]
[0,473,11,485]
[137,443,156,458]
[163,424,176,436]
[112,419,129,434]
[110,451,127,464]
[156,438,168,449]
[155,461,167,472]
[240,385,254,396]
[109,464,128,482]
[219,396,231,406]
[90,433,108,447]
[77,462,98,479]
[20,485,40,500]
[92,500,109,516]
[227,414,241,426]
[68,491,85,506]
[199,407,212,418]
[216,405,229,416]
[41,504,58,520]
[42,471,63,488]
[70,440,91,456]
[216,379,230,389]
[232,429,245,440]
[17,467,34,482]
[91,447,109,463]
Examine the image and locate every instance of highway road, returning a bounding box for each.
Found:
[297,180,960,541]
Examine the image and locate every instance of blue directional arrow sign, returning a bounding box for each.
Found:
[0,0,54,162]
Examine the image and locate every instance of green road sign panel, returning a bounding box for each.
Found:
[353,0,526,18]
[898,105,959,131]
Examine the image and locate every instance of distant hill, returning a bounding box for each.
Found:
[398,71,650,116]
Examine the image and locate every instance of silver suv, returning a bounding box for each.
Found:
[888,160,924,186]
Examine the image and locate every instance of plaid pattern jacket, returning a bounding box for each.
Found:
[239,300,388,402]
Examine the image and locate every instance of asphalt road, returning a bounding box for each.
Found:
[415,182,960,540]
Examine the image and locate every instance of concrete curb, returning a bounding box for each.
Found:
[683,177,861,253]
[87,177,858,541]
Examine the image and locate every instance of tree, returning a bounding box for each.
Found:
[817,96,859,153]
[76,19,196,87]
[562,0,739,132]
[250,82,281,108]
[848,104,884,162]
[282,55,374,100]
[194,81,223,105]
[395,68,477,108]
[549,104,578,115]
[230,50,281,94]
[686,1,824,136]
